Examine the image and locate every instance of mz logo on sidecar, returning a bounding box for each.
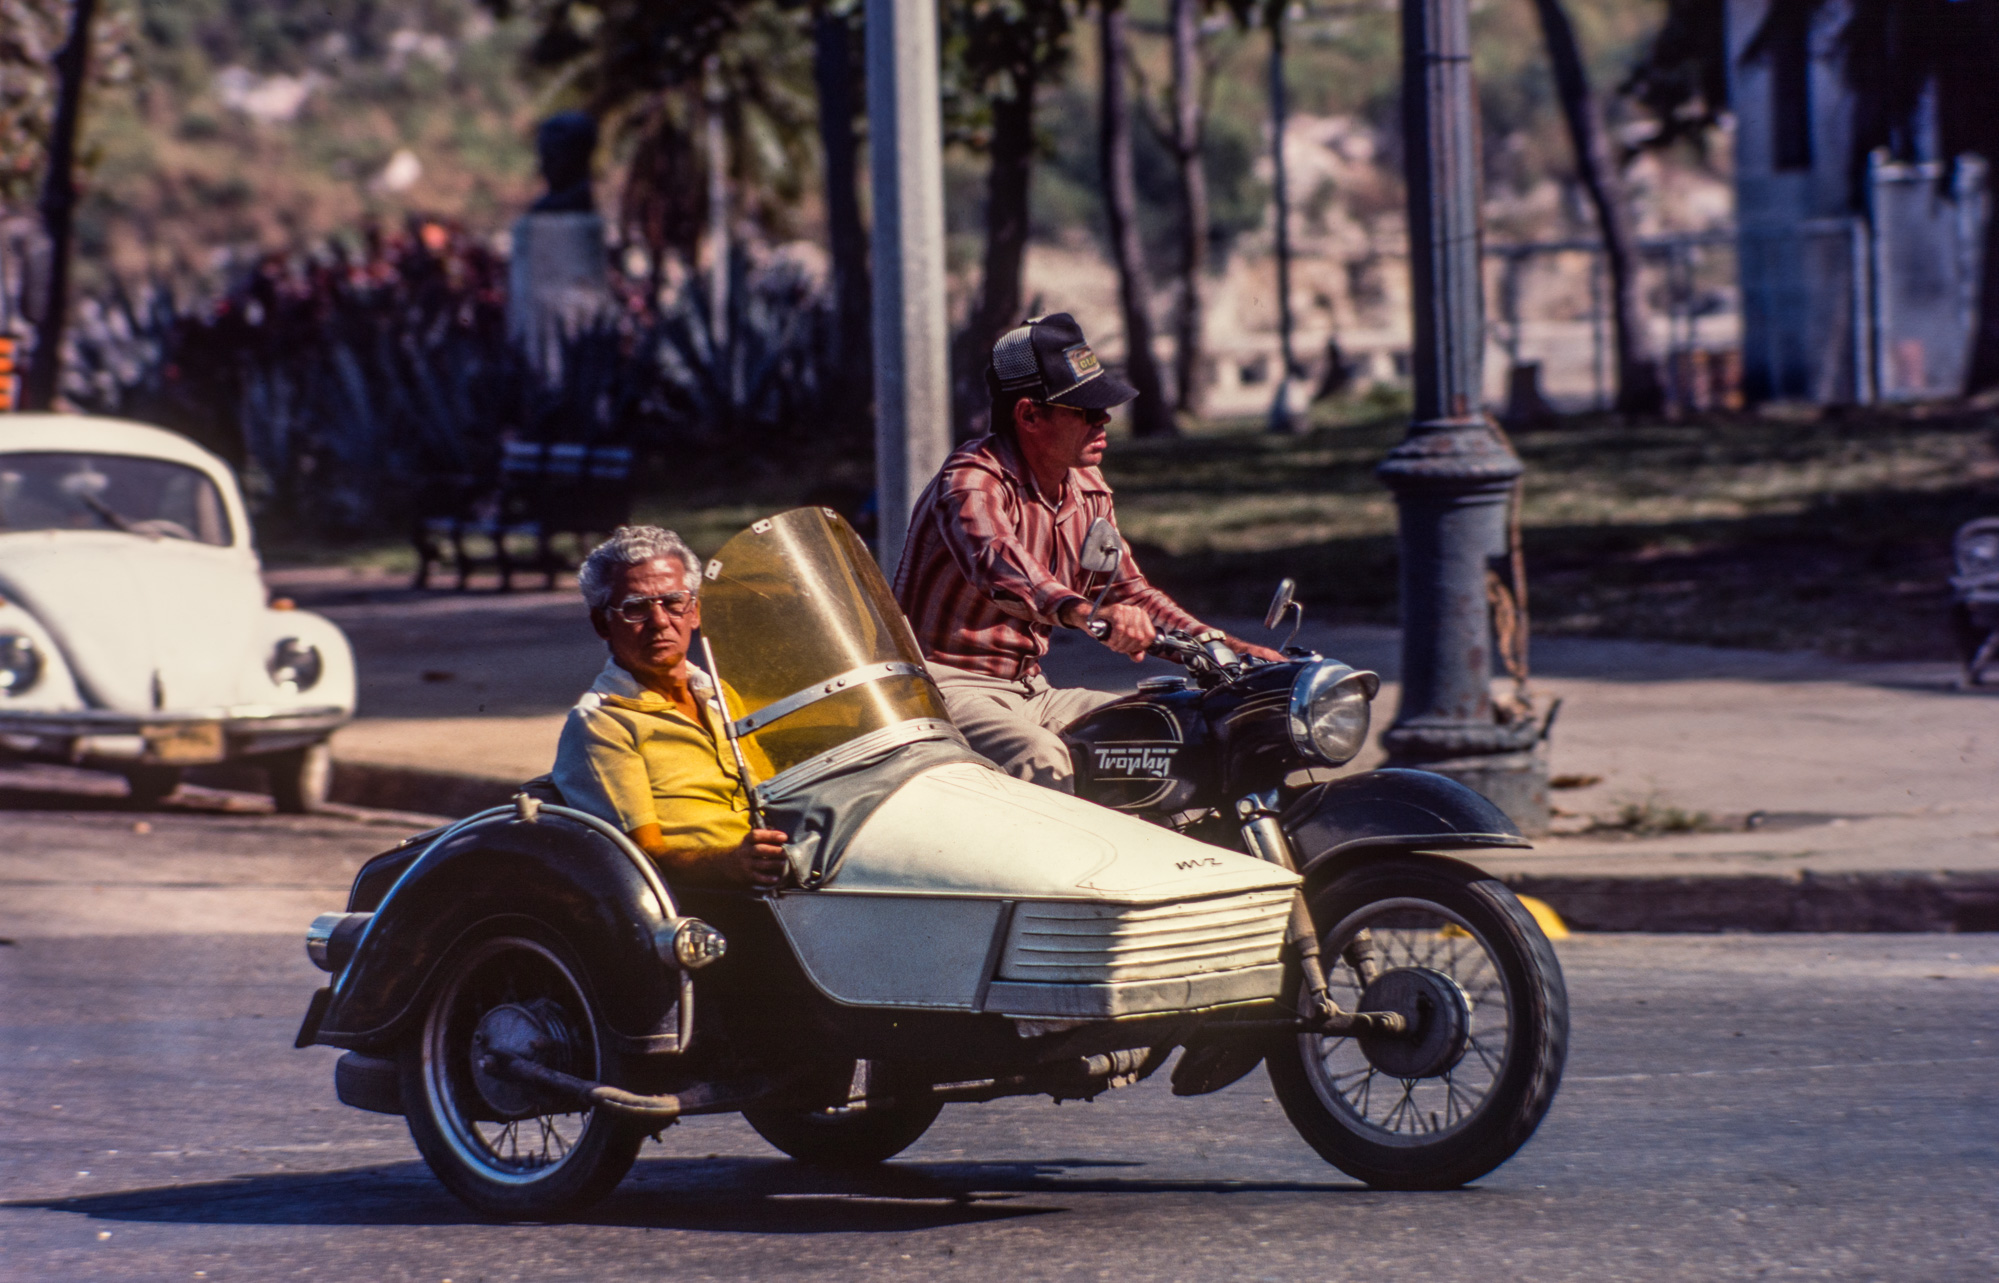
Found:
[1092,742,1178,778]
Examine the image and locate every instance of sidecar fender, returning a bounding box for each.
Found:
[1283,768,1529,879]
[304,811,682,1055]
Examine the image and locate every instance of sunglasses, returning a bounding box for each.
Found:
[610,591,697,623]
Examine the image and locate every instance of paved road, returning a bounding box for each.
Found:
[3,792,1996,1280]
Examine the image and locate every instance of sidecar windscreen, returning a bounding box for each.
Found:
[699,507,950,784]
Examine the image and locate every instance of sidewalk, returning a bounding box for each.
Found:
[273,566,1999,932]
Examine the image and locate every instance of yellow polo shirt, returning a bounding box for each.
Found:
[553,658,770,854]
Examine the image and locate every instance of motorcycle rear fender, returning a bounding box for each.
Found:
[304,812,682,1056]
[1282,767,1528,880]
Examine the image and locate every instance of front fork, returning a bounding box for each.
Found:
[1237,791,1396,1036]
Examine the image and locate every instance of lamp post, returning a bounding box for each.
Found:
[1376,0,1548,832]
[866,0,952,575]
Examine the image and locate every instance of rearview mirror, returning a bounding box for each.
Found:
[1263,577,1297,631]
[1079,517,1123,575]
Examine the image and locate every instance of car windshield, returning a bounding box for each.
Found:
[0,451,234,546]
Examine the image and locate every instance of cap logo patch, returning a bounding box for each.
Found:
[1063,344,1101,382]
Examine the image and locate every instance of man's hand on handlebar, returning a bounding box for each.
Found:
[1227,637,1288,663]
[1062,599,1155,661]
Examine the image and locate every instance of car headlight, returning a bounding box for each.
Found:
[1287,660,1381,766]
[268,638,323,693]
[0,634,42,696]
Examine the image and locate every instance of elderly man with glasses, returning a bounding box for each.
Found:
[894,313,1282,792]
[551,526,789,889]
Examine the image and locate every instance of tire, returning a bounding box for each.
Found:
[123,765,182,807]
[743,1062,943,1166]
[1267,855,1568,1190]
[267,742,332,814]
[399,932,642,1220]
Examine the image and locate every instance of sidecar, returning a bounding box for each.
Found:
[295,508,1305,1219]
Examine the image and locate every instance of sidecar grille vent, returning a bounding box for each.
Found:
[997,888,1293,985]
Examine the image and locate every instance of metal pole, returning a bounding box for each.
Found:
[866,0,952,574]
[1376,0,1546,833]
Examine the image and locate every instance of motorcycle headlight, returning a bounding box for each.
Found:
[1287,660,1381,766]
[0,634,42,696]
[268,637,323,693]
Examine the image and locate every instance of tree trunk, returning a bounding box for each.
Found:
[969,83,1038,365]
[1168,0,1208,418]
[1099,0,1174,437]
[814,8,870,378]
[1970,167,1999,394]
[949,77,1041,436]
[1267,3,1302,434]
[21,0,97,412]
[1530,0,1662,416]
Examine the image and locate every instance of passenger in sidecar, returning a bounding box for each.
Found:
[553,525,789,890]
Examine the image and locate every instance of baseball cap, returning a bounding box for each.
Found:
[988,313,1139,412]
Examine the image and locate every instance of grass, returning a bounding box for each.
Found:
[263,400,1999,660]
[1103,400,1999,659]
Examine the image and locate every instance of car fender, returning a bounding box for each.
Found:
[307,811,682,1055]
[252,606,356,716]
[0,594,85,711]
[1282,767,1529,880]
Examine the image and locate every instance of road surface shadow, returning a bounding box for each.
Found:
[8,1155,1371,1232]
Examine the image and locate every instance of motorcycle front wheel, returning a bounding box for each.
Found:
[399,932,642,1219]
[1268,854,1568,1190]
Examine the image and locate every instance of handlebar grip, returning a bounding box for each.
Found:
[1085,618,1110,640]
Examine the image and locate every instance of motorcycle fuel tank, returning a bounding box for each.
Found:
[1061,685,1216,812]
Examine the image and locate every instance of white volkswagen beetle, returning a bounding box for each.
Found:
[0,414,355,809]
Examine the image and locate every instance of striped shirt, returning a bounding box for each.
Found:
[892,433,1203,679]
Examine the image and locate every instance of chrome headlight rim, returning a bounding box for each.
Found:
[1287,659,1381,767]
[0,633,42,696]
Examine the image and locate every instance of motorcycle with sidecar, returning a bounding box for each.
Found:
[295,506,1567,1219]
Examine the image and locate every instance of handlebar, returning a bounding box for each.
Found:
[1085,614,1250,684]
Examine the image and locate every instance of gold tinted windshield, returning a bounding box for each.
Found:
[699,507,949,780]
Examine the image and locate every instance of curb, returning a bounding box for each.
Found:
[326,759,1999,934]
[1505,873,1999,934]
[329,761,519,820]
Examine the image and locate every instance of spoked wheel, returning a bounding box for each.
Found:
[399,933,641,1219]
[1268,855,1568,1190]
[743,1061,943,1166]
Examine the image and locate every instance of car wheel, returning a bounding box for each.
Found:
[399,932,642,1220]
[743,1062,943,1166]
[123,765,182,807]
[267,742,332,814]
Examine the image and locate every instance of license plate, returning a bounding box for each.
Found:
[146,721,225,764]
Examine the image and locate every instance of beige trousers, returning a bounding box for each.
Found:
[928,662,1119,792]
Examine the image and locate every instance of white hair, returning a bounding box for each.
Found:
[578,526,701,611]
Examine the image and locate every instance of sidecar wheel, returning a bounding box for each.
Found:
[1267,855,1568,1190]
[399,932,642,1220]
[743,1064,943,1166]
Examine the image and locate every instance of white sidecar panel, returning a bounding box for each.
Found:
[768,764,1299,1017]
[770,894,1003,1008]
[830,763,1299,903]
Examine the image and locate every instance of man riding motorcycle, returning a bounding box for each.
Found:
[893,312,1281,791]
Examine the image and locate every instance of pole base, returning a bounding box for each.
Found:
[1391,746,1550,838]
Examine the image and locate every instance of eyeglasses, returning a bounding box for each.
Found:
[610,591,696,623]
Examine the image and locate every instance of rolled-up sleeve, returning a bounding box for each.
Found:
[936,467,1090,626]
[553,705,656,833]
[1100,535,1204,634]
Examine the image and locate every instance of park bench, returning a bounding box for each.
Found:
[1950,516,1999,687]
[412,440,635,592]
